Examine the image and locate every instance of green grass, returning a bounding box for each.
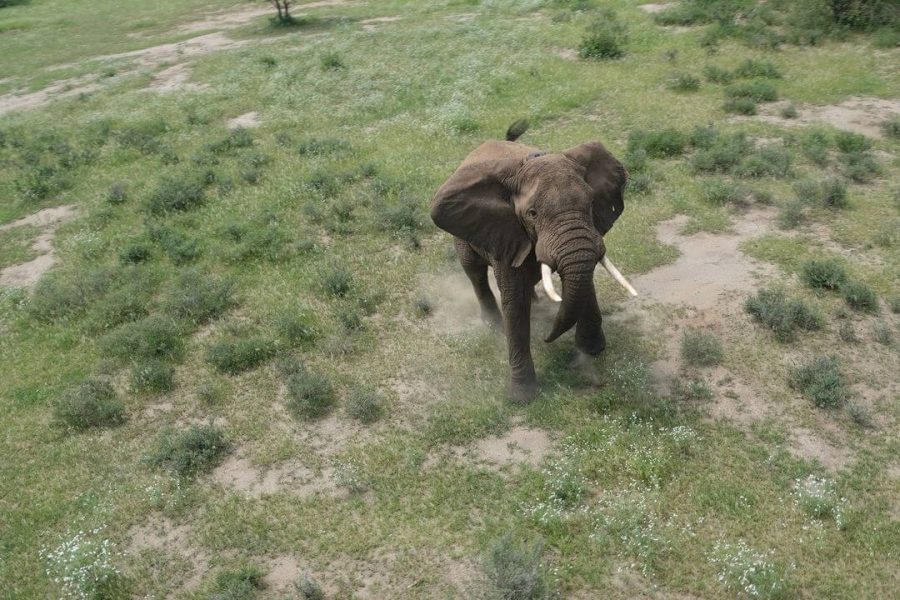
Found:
[790,356,848,409]
[1,0,899,597]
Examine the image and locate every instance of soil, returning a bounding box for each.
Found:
[739,97,900,139]
[0,205,78,290]
[638,3,676,14]
[360,16,402,32]
[127,516,210,593]
[227,111,261,129]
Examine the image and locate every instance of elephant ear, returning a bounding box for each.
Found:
[430,158,532,267]
[564,141,628,235]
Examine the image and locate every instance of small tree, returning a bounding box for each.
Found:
[270,0,292,22]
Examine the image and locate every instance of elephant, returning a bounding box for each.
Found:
[430,122,637,403]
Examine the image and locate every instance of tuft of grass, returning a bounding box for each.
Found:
[800,259,847,290]
[665,72,701,92]
[840,280,878,313]
[722,97,757,115]
[701,178,746,206]
[107,182,127,204]
[872,322,894,346]
[838,320,858,343]
[745,287,823,342]
[98,315,184,362]
[345,387,384,424]
[703,64,733,83]
[276,310,317,349]
[320,262,353,297]
[484,533,553,600]
[840,151,880,183]
[780,103,798,119]
[793,177,848,209]
[733,59,782,79]
[146,172,205,215]
[209,565,264,600]
[790,355,847,408]
[164,271,235,324]
[881,116,900,139]
[777,199,806,229]
[626,173,653,195]
[294,575,325,600]
[734,147,793,179]
[284,363,335,420]
[205,335,278,375]
[672,377,714,402]
[52,379,125,431]
[320,51,345,70]
[681,329,724,366]
[579,10,627,59]
[147,424,229,479]
[725,80,777,102]
[130,359,175,394]
[834,131,871,153]
[623,148,648,172]
[690,131,750,173]
[627,128,687,158]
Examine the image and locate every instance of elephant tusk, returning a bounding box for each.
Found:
[541,264,562,302]
[601,255,638,297]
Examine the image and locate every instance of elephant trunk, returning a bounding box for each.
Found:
[543,233,599,343]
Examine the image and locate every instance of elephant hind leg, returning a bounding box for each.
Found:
[455,239,502,328]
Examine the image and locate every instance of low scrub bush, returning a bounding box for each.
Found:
[703,64,733,83]
[666,72,701,92]
[710,540,791,600]
[733,59,782,79]
[580,10,627,59]
[840,151,880,183]
[345,387,384,423]
[834,131,871,153]
[320,51,345,70]
[206,335,278,375]
[840,280,877,312]
[130,359,175,393]
[107,182,127,204]
[99,315,184,362]
[146,172,205,215]
[484,533,553,600]
[205,127,254,154]
[702,178,746,206]
[734,147,793,178]
[881,116,900,138]
[296,137,351,156]
[722,97,757,115]
[627,128,687,158]
[777,199,806,229]
[623,148,648,172]
[790,355,847,408]
[119,243,152,264]
[52,379,125,431]
[210,565,264,599]
[164,271,235,324]
[276,310,317,348]
[28,268,115,323]
[745,288,823,342]
[725,80,778,102]
[374,195,427,234]
[320,262,353,297]
[147,424,229,479]
[681,329,724,366]
[691,131,750,173]
[798,129,831,165]
[285,365,335,420]
[872,322,894,346]
[780,103,799,119]
[793,177,848,208]
[294,575,325,600]
[627,173,653,195]
[801,259,847,290]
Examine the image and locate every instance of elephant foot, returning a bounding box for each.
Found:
[481,307,503,329]
[576,333,606,356]
[508,377,539,404]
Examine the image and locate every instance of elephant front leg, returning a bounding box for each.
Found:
[575,290,606,356]
[497,268,539,403]
[456,240,502,328]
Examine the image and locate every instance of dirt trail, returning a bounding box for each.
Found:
[0,205,77,290]
[738,97,900,138]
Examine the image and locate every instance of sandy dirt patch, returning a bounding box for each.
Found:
[738,97,900,139]
[148,63,206,93]
[638,3,676,14]
[127,516,209,592]
[360,16,402,32]
[789,426,852,471]
[174,4,271,34]
[0,76,103,116]
[427,421,554,473]
[0,205,78,290]
[211,447,348,499]
[227,111,261,129]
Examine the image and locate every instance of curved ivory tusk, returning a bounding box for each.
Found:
[540,264,562,302]
[601,255,638,297]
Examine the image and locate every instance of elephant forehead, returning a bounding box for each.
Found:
[516,156,586,194]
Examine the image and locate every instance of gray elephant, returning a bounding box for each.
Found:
[430,123,636,403]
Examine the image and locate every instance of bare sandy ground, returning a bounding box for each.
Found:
[0,205,77,290]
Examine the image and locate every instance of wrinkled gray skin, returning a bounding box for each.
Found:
[431,132,628,403]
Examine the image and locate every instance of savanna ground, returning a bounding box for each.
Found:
[0,0,898,598]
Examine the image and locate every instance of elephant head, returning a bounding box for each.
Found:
[431,140,636,344]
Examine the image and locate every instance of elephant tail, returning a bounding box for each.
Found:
[505,119,529,141]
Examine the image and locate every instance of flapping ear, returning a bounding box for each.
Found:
[564,141,628,235]
[430,158,532,267]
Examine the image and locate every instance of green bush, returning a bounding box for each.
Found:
[131,359,175,393]
[722,97,757,115]
[209,565,264,600]
[780,103,799,119]
[725,80,778,102]
[821,178,849,208]
[285,365,335,420]
[206,335,278,375]
[702,178,746,206]
[745,287,823,342]
[703,64,733,83]
[294,575,325,600]
[623,148,648,172]
[734,147,793,178]
[777,199,806,229]
[147,424,229,479]
[666,72,701,92]
[146,172,205,215]
[99,315,184,361]
[296,137,351,156]
[320,51,345,70]
[345,388,384,423]
[28,268,117,323]
[691,132,750,173]
[841,280,877,312]
[873,26,900,48]
[801,259,847,290]
[484,533,553,600]
[733,59,782,79]
[834,131,871,153]
[52,379,126,431]
[276,310,317,348]
[119,243,152,264]
[580,9,627,59]
[872,322,894,346]
[374,196,427,234]
[791,356,847,408]
[321,262,353,297]
[164,271,235,324]
[107,182,127,204]
[205,128,254,154]
[626,173,653,195]
[627,128,687,158]
[681,328,724,366]
[840,151,880,183]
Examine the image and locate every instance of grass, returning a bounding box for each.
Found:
[344,387,384,423]
[790,356,848,409]
[681,329,724,366]
[744,288,823,342]
[665,72,701,92]
[800,259,847,290]
[146,424,229,479]
[1,0,899,597]
[627,128,687,158]
[484,533,553,600]
[579,9,627,60]
[841,280,878,312]
[52,379,126,431]
[205,335,278,375]
[98,315,184,362]
[284,363,335,420]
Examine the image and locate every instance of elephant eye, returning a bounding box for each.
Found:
[526,208,537,218]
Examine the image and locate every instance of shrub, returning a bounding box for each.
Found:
[206,128,254,154]
[345,388,384,423]
[702,178,746,206]
[733,59,782,79]
[841,280,877,312]
[374,196,427,234]
[285,366,335,420]
[840,151,880,183]
[147,424,229,479]
[703,64,733,83]
[834,131,871,153]
[725,80,778,102]
[873,26,900,48]
[206,335,278,375]
[666,72,701,92]
[627,173,653,195]
[872,322,894,346]
[107,182,127,204]
[889,296,900,314]
[320,262,353,297]
[164,271,235,324]
[821,178,849,208]
[780,103,799,119]
[691,132,750,173]
[623,148,648,172]
[681,329,724,366]
[580,10,627,59]
[296,137,351,156]
[321,51,345,70]
[414,297,433,318]
[276,310,317,348]
[880,116,900,139]
[838,320,857,343]
[131,359,175,393]
[146,173,205,215]
[28,268,115,323]
[484,533,553,600]
[99,315,184,361]
[792,178,821,203]
[294,575,325,600]
[745,287,823,342]
[800,259,847,290]
[777,199,806,229]
[119,243,152,264]
[52,379,125,431]
[627,128,687,158]
[722,97,757,115]
[734,147,793,178]
[226,223,289,263]
[710,540,791,600]
[672,377,714,401]
[210,565,264,600]
[790,355,847,408]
